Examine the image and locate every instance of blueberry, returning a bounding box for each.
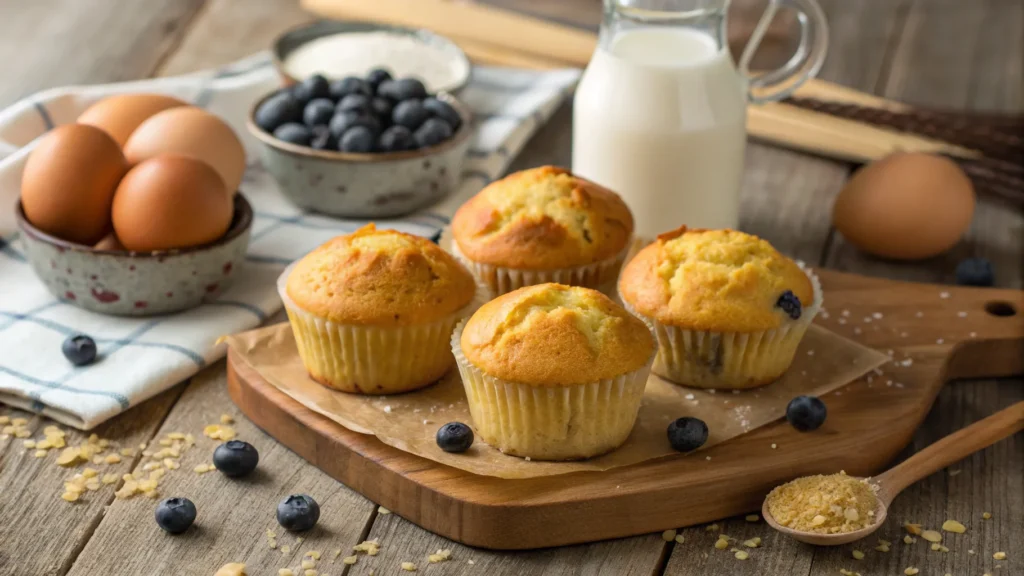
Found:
[62,334,97,366]
[776,290,802,320]
[291,74,330,105]
[339,126,376,153]
[213,440,259,477]
[378,125,415,153]
[302,98,335,127]
[414,118,453,148]
[667,417,708,452]
[436,422,474,453]
[309,125,336,151]
[366,68,393,91]
[955,257,994,287]
[336,93,371,114]
[328,111,380,139]
[370,97,394,120]
[423,97,461,130]
[273,122,312,146]
[328,76,371,100]
[277,494,320,532]
[155,497,196,534]
[255,92,302,132]
[378,78,427,101]
[392,99,430,131]
[786,395,827,432]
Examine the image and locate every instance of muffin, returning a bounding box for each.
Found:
[452,283,654,460]
[450,166,633,297]
[618,227,822,389]
[280,224,478,394]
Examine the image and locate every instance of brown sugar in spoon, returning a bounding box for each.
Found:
[763,401,1024,546]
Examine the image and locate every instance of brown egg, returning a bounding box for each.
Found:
[123,107,246,195]
[21,124,127,245]
[832,153,975,260]
[77,93,188,146]
[112,155,232,252]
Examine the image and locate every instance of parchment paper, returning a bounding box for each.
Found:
[225,323,888,479]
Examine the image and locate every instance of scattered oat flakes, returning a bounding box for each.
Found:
[342,555,358,565]
[104,453,121,464]
[428,549,452,563]
[279,570,294,576]
[281,545,290,554]
[674,534,684,544]
[203,424,236,441]
[353,539,380,556]
[400,561,417,571]
[61,491,79,502]
[994,552,1007,560]
[982,512,992,519]
[303,570,316,576]
[904,536,916,544]
[941,519,966,533]
[734,550,749,560]
[220,413,234,424]
[745,514,759,522]
[714,537,729,550]
[214,563,246,576]
[904,522,922,535]
[920,529,942,543]
[662,529,677,542]
[904,568,919,575]
[33,449,48,458]
[101,473,118,485]
[852,550,864,560]
[705,523,719,532]
[875,543,891,553]
[377,506,391,515]
[742,538,761,548]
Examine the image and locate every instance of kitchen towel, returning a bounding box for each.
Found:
[0,52,581,430]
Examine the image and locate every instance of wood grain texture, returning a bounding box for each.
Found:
[228,271,1024,549]
[0,0,205,107]
[664,516,814,576]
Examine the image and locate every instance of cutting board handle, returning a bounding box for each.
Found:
[941,289,1024,381]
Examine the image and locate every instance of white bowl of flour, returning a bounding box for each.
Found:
[272,21,471,94]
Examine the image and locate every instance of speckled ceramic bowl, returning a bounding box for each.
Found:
[15,194,253,316]
[247,92,473,218]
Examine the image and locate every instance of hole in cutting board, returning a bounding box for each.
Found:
[984,301,1017,317]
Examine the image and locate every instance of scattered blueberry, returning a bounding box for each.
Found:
[786,395,827,432]
[379,125,416,152]
[423,97,461,130]
[378,78,427,101]
[302,98,335,127]
[273,123,313,146]
[291,74,330,105]
[62,334,97,366]
[414,118,453,148]
[277,494,320,532]
[366,67,393,92]
[328,111,380,139]
[255,92,302,132]
[339,126,377,153]
[213,440,259,477]
[776,290,802,320]
[436,422,474,453]
[309,125,335,151]
[155,497,197,534]
[955,257,995,287]
[371,97,394,120]
[667,417,708,452]
[337,93,371,114]
[392,99,430,131]
[328,76,371,100]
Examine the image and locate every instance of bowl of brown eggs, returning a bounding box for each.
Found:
[15,94,252,316]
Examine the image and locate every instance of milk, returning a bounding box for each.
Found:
[572,28,748,236]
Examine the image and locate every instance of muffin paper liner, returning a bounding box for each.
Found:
[277,265,480,394]
[447,232,630,298]
[450,319,654,460]
[623,264,824,390]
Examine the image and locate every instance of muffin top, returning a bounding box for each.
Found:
[460,283,653,386]
[451,166,634,270]
[618,227,814,333]
[286,224,476,326]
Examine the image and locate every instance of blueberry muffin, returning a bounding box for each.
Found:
[452,283,654,460]
[280,224,478,394]
[450,166,633,297]
[618,227,821,389]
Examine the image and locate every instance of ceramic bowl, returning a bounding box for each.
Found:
[271,20,472,94]
[16,194,253,317]
[247,92,473,219]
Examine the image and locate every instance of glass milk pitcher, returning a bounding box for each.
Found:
[572,0,828,237]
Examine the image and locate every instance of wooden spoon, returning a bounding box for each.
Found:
[763,401,1024,546]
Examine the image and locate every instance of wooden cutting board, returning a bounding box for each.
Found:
[226,269,1023,549]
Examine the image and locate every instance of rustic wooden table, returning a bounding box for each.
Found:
[0,1,1020,575]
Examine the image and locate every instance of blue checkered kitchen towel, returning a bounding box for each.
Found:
[0,53,581,430]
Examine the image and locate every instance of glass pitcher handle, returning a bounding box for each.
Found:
[737,0,829,104]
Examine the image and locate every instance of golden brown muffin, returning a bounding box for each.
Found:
[287,224,477,326]
[280,224,478,394]
[618,227,821,389]
[451,167,633,294]
[452,283,654,460]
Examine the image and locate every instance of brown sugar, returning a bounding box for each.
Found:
[765,471,878,534]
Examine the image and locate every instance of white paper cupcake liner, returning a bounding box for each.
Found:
[623,264,823,390]
[277,265,480,394]
[451,319,653,460]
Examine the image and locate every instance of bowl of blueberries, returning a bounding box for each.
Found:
[247,69,473,218]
